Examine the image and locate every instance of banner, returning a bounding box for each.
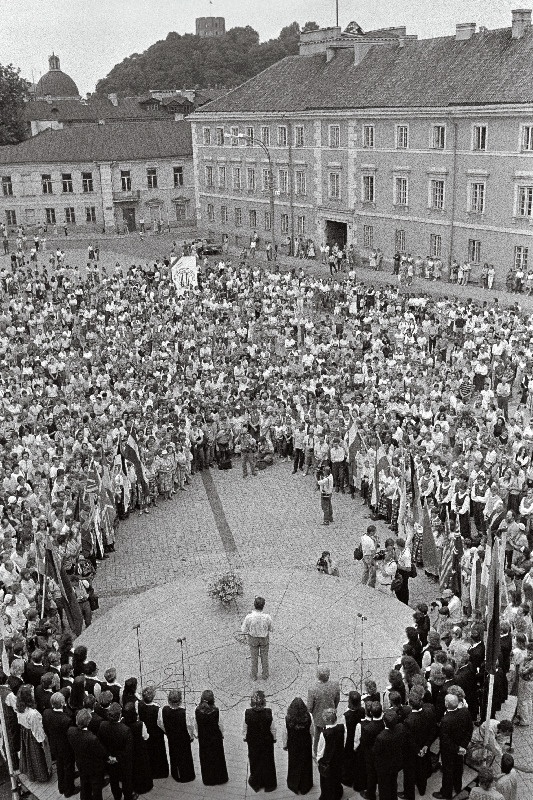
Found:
[485,539,501,676]
[171,255,198,296]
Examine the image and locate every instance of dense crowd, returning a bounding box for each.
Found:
[0,236,532,796]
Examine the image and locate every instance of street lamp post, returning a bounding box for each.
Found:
[234,132,276,262]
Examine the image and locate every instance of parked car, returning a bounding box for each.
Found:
[193,238,223,256]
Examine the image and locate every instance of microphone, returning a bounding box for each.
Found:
[177,637,186,643]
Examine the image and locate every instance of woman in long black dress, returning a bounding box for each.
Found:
[160,689,195,783]
[121,677,140,710]
[122,702,154,794]
[138,687,169,779]
[341,690,366,790]
[194,690,228,785]
[283,696,313,795]
[243,690,277,793]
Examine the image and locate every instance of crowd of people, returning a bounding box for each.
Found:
[0,232,532,796]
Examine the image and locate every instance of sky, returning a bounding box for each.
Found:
[0,0,518,95]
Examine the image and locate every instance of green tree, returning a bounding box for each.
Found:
[302,21,320,32]
[0,64,28,145]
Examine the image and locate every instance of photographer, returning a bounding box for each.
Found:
[375,540,398,594]
[316,551,339,577]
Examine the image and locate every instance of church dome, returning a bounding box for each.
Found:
[35,54,79,98]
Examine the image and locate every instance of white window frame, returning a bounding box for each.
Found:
[468,239,482,263]
[247,167,256,191]
[472,124,488,152]
[468,181,485,214]
[394,176,409,206]
[249,209,257,228]
[431,124,446,150]
[207,202,215,222]
[395,229,406,253]
[264,210,271,231]
[262,168,271,191]
[231,126,239,147]
[5,210,17,226]
[280,213,289,234]
[205,165,214,188]
[514,245,529,270]
[295,170,307,196]
[65,206,76,224]
[329,125,340,148]
[261,126,270,146]
[221,205,228,224]
[517,185,533,217]
[362,125,374,149]
[235,207,242,226]
[146,167,158,189]
[362,174,375,203]
[203,127,211,146]
[429,178,445,210]
[278,168,289,194]
[430,233,442,257]
[85,206,96,223]
[216,127,225,146]
[245,126,254,145]
[295,126,305,147]
[396,124,409,150]
[329,171,341,199]
[277,125,287,147]
[521,125,533,152]
[218,165,226,188]
[363,224,374,248]
[297,215,306,235]
[232,166,241,190]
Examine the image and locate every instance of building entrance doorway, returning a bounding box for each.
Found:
[122,207,136,231]
[325,219,347,248]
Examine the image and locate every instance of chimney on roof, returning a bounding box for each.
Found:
[512,8,532,38]
[455,22,476,40]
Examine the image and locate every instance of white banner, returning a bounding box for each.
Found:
[171,255,198,296]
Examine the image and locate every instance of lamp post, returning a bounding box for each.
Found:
[233,132,277,262]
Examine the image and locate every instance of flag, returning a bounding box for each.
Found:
[478,543,492,611]
[451,528,464,598]
[347,421,361,465]
[85,459,101,495]
[122,431,149,496]
[44,543,83,636]
[397,472,407,538]
[370,452,379,508]
[485,539,501,675]
[97,464,117,549]
[439,511,454,592]
[422,503,439,576]
[410,454,422,525]
[469,549,480,613]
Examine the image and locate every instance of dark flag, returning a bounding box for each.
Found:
[45,544,83,637]
[485,540,501,676]
[122,429,149,496]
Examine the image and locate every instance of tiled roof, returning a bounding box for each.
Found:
[198,26,533,113]
[24,97,169,123]
[0,121,192,164]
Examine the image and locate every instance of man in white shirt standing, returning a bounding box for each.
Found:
[241,596,273,681]
[317,465,334,525]
[360,524,378,587]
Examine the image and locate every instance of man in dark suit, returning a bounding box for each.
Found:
[435,664,456,722]
[23,648,46,688]
[307,666,340,757]
[401,687,437,800]
[467,625,485,677]
[373,709,404,800]
[454,653,479,720]
[42,692,78,797]
[97,702,135,800]
[432,693,474,799]
[35,672,58,714]
[317,708,344,800]
[67,709,108,800]
[82,695,105,734]
[360,701,385,800]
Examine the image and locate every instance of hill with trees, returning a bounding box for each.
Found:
[96,21,319,95]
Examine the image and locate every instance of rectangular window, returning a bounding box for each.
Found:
[430,233,442,257]
[362,125,374,149]
[430,179,445,209]
[277,126,287,146]
[515,245,528,270]
[363,224,374,249]
[280,213,289,234]
[5,210,16,226]
[232,167,241,190]
[278,169,289,194]
[295,170,306,196]
[394,176,409,206]
[207,203,215,222]
[147,168,158,189]
[218,165,226,188]
[121,170,131,191]
[245,126,254,145]
[395,229,406,253]
[205,166,214,188]
[249,209,257,228]
[221,205,228,224]
[65,207,76,224]
[235,207,242,226]
[247,167,256,191]
[41,174,53,194]
[431,125,446,149]
[518,186,533,217]
[469,182,485,213]
[1,176,13,196]
[295,126,305,147]
[329,125,340,148]
[45,208,56,225]
[297,215,306,235]
[328,171,341,199]
[468,239,481,263]
[231,126,239,147]
[216,127,225,146]
[264,210,272,231]
[261,126,270,146]
[362,174,374,203]
[262,168,271,191]
[82,171,93,193]
[173,166,184,187]
[62,173,73,193]
[85,206,96,223]
[203,127,211,145]
[473,124,487,151]
[396,125,409,149]
[521,125,533,151]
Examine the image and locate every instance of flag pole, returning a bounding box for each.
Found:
[483,674,495,755]
[0,696,19,800]
[483,536,501,757]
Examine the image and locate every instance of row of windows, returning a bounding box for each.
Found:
[1,167,185,197]
[201,122,533,153]
[204,165,307,195]
[206,203,306,235]
[4,206,98,226]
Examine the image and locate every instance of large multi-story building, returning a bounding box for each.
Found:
[191,10,533,276]
[195,17,226,37]
[0,120,195,233]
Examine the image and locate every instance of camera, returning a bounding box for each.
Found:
[374,549,386,561]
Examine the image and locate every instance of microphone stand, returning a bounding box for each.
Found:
[357,613,367,693]
[133,624,143,689]
[177,637,187,707]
